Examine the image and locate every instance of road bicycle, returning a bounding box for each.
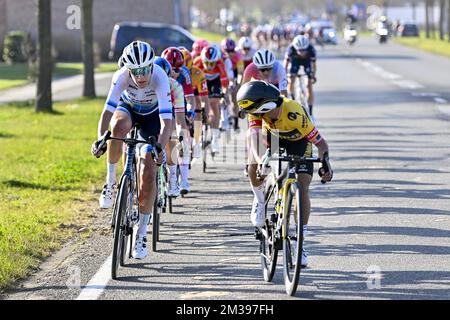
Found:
[256,148,327,296]
[97,128,161,279]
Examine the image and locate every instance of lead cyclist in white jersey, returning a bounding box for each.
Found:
[91,41,173,259]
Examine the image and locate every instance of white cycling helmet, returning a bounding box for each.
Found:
[253,49,276,69]
[201,45,220,63]
[292,35,310,50]
[119,41,155,69]
[238,36,253,49]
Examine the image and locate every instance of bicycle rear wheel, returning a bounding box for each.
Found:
[260,174,279,282]
[282,181,304,296]
[111,175,129,280]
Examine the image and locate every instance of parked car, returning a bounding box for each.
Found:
[397,23,419,37]
[109,22,196,61]
[322,28,338,45]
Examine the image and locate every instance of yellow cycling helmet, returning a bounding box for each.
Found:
[237,80,281,114]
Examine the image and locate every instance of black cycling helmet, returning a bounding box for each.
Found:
[237,80,281,114]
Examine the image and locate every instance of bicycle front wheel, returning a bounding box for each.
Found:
[282,181,304,296]
[111,175,129,280]
[152,175,161,252]
[260,174,279,282]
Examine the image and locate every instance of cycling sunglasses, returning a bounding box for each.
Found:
[258,67,273,73]
[130,66,151,76]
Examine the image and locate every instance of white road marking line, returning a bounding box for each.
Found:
[380,72,402,80]
[437,105,450,116]
[76,255,112,300]
[356,58,427,89]
[411,92,440,97]
[391,80,425,90]
[434,97,448,104]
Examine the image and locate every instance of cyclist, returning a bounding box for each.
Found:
[193,45,230,154]
[91,41,172,259]
[221,38,244,131]
[236,36,257,69]
[241,48,288,96]
[284,34,317,116]
[178,47,210,159]
[154,57,188,197]
[237,80,333,267]
[162,47,195,195]
[241,48,288,176]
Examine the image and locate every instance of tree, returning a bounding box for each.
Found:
[448,0,450,42]
[439,0,445,40]
[35,0,52,112]
[82,0,96,97]
[425,0,431,38]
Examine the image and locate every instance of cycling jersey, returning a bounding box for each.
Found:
[248,97,322,143]
[169,77,185,114]
[193,57,229,88]
[104,65,172,119]
[175,65,194,98]
[190,66,208,97]
[242,61,288,92]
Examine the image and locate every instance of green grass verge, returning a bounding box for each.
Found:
[394,32,450,58]
[0,98,106,290]
[191,28,226,45]
[0,62,117,91]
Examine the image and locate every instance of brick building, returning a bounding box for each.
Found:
[0,0,191,61]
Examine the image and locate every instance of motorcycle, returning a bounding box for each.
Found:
[343,26,358,45]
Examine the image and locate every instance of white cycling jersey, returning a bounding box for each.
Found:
[223,57,235,81]
[104,64,173,119]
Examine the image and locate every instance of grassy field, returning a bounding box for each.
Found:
[0,62,117,91]
[0,98,106,290]
[191,28,227,45]
[394,32,450,58]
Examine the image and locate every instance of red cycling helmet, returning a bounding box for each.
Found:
[162,47,184,71]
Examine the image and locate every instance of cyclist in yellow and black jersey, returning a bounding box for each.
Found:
[237,80,333,268]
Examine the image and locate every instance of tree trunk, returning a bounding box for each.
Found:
[430,0,436,38]
[426,0,431,38]
[448,0,450,42]
[439,0,445,40]
[35,0,52,112]
[82,0,96,97]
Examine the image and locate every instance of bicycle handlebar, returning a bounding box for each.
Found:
[99,130,163,161]
[258,149,329,184]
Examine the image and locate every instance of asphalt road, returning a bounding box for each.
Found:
[4,36,450,301]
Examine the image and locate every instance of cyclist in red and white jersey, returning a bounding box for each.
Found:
[241,48,288,96]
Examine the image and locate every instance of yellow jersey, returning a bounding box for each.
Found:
[248,98,322,144]
[190,66,208,97]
